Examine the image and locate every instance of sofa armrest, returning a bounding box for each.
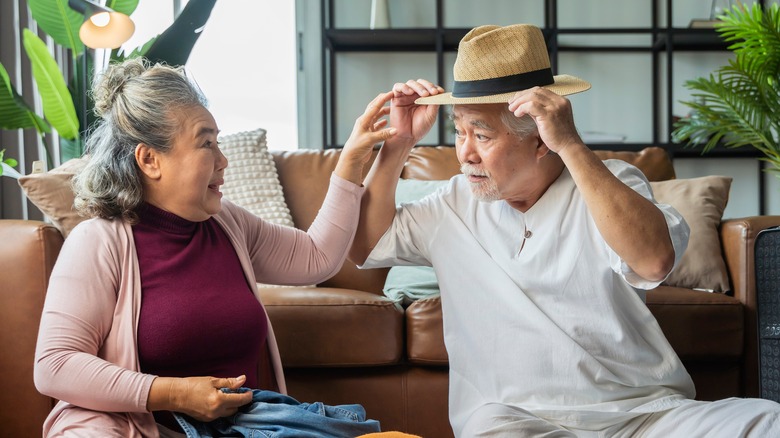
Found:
[0,220,63,437]
[720,215,780,397]
[721,216,780,304]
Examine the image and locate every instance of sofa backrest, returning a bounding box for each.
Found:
[400,146,676,181]
[272,146,675,295]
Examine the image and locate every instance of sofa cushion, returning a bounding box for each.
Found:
[405,297,447,365]
[18,157,87,237]
[258,287,404,367]
[219,128,295,228]
[405,289,743,364]
[651,176,732,293]
[383,179,448,306]
[646,286,743,360]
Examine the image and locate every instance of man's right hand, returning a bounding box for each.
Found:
[389,79,443,145]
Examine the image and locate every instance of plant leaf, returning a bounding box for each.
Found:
[59,135,84,162]
[142,0,217,67]
[27,0,84,54]
[121,36,158,60]
[673,2,780,166]
[0,62,50,132]
[23,29,79,140]
[105,0,139,16]
[68,52,97,138]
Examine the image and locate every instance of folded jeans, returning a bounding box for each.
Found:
[174,388,382,438]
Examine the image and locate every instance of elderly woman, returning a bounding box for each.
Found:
[33,58,396,437]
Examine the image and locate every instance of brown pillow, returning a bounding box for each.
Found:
[18,158,87,237]
[650,175,732,293]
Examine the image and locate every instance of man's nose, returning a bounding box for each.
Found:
[457,136,479,164]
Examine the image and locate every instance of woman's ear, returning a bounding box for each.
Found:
[135,144,162,180]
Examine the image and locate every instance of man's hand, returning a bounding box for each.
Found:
[389,79,444,145]
[507,87,584,155]
[149,375,253,422]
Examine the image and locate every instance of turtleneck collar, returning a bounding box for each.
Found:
[134,202,199,235]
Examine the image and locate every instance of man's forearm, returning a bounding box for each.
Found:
[349,140,413,264]
[560,143,675,281]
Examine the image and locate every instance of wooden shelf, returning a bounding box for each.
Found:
[325,29,438,52]
[322,0,736,156]
[653,29,729,51]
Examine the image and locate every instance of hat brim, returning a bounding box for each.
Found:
[415,74,591,105]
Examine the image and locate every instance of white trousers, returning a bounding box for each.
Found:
[460,398,780,438]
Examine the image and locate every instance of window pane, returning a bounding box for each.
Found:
[188,1,298,150]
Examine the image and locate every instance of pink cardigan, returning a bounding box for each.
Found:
[34,174,364,437]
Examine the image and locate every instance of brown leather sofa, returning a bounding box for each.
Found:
[2,146,779,438]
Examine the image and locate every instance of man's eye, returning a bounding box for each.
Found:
[476,134,489,141]
[453,129,463,137]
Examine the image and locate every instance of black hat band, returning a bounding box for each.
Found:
[452,68,554,98]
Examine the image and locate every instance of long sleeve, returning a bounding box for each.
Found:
[228,173,364,286]
[33,220,156,413]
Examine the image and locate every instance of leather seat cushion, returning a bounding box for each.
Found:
[259,287,404,367]
[405,287,743,364]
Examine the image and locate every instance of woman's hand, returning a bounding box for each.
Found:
[335,91,398,184]
[148,375,253,422]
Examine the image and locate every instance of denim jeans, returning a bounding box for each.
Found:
[173,388,381,437]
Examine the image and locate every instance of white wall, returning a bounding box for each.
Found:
[320,0,779,218]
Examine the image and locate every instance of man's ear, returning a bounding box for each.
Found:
[135,144,162,180]
[535,136,551,159]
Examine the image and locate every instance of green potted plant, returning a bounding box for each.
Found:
[0,0,216,171]
[672,3,780,176]
[0,149,19,177]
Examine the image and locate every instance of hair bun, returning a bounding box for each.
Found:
[92,58,149,117]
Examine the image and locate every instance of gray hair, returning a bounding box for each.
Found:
[498,109,537,140]
[448,104,538,140]
[73,57,207,223]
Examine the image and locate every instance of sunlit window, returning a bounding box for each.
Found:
[120,1,298,150]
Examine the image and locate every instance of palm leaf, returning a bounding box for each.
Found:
[23,29,79,140]
[27,0,84,54]
[673,2,780,170]
[0,62,50,132]
[142,0,217,67]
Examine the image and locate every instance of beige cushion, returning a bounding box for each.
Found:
[18,158,87,237]
[219,128,294,227]
[651,176,732,293]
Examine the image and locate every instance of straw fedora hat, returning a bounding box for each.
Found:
[416,24,591,105]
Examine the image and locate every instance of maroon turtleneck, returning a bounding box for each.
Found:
[132,203,267,430]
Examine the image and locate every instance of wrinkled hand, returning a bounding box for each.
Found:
[389,79,444,145]
[507,87,584,155]
[169,375,252,422]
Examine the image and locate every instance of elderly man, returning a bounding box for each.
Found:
[349,24,780,437]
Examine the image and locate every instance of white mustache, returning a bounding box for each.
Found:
[460,163,489,178]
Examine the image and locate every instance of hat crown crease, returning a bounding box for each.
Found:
[455,25,550,82]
